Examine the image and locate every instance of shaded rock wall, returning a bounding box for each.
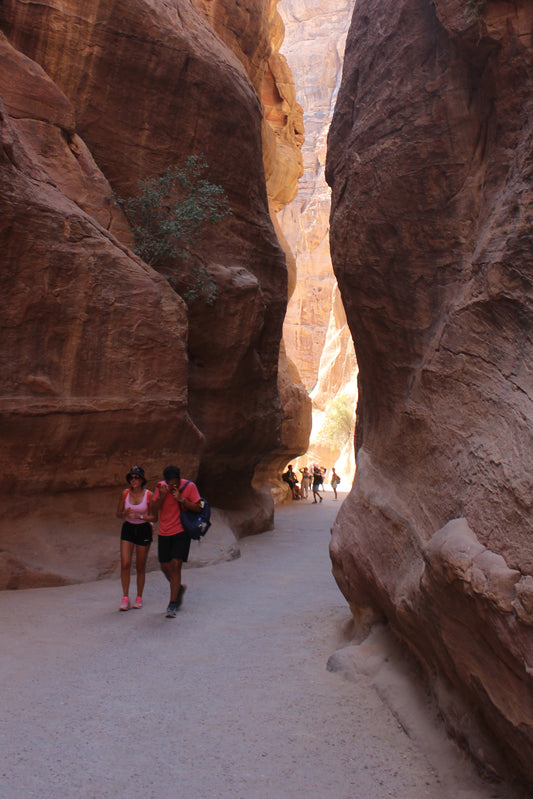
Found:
[0,0,309,585]
[0,31,201,493]
[326,0,533,783]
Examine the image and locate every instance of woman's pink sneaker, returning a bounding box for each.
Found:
[119,596,130,611]
[133,596,143,609]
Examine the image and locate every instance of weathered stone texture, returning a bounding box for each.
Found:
[1,32,199,493]
[326,0,533,783]
[0,0,308,584]
[1,0,285,499]
[0,31,205,590]
[263,50,304,213]
[192,0,277,92]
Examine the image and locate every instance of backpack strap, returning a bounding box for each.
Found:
[181,480,192,498]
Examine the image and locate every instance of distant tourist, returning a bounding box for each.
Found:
[330,467,341,500]
[151,465,202,618]
[282,464,301,500]
[312,465,325,503]
[299,466,310,499]
[116,465,156,611]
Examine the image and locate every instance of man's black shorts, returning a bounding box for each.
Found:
[120,521,153,546]
[158,532,191,564]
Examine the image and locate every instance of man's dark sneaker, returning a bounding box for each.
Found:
[176,584,187,608]
[165,602,177,618]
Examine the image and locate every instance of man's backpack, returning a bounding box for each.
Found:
[180,481,211,540]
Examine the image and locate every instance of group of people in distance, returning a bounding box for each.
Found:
[116,464,201,618]
[282,464,341,503]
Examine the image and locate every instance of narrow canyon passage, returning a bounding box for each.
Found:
[0,496,519,799]
[3,0,532,789]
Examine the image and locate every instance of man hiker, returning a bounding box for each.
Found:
[151,465,202,618]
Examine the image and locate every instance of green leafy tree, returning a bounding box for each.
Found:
[317,394,354,449]
[119,156,231,303]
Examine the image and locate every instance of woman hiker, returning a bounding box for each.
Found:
[116,465,157,611]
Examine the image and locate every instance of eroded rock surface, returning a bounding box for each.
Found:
[0,0,309,585]
[326,0,533,784]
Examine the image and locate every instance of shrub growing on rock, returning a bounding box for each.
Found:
[465,0,488,19]
[119,156,231,303]
[317,394,354,449]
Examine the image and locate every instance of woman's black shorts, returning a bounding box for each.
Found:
[120,521,153,546]
[158,532,191,564]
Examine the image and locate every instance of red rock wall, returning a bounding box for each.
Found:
[0,0,309,583]
[0,31,201,490]
[326,0,533,784]
[192,0,277,92]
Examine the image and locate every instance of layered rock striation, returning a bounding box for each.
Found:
[0,0,308,585]
[327,0,533,784]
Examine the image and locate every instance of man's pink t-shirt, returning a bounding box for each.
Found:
[154,479,201,536]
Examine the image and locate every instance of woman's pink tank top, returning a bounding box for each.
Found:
[124,489,151,524]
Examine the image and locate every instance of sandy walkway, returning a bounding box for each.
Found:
[0,492,521,798]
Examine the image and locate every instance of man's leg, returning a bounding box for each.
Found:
[161,558,182,603]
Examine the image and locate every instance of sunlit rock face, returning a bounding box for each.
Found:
[327,0,533,782]
[275,0,356,484]
[306,284,357,480]
[278,0,354,391]
[192,0,276,92]
[0,0,307,585]
[260,13,311,503]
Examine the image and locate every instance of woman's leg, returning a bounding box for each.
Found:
[120,540,134,597]
[135,543,150,598]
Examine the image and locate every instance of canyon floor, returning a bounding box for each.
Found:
[0,492,524,799]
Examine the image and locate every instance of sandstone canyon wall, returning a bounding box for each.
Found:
[307,283,357,480]
[278,0,354,389]
[0,0,308,586]
[190,0,312,506]
[327,0,533,784]
[259,15,313,503]
[276,0,357,484]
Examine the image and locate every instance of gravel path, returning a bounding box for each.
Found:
[0,492,520,798]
